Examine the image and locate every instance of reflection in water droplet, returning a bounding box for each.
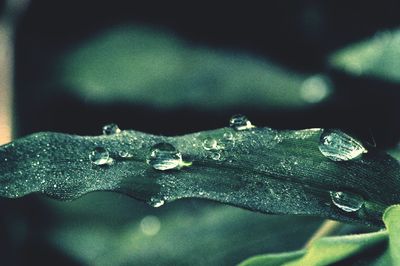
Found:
[319,129,367,161]
[147,143,189,170]
[229,114,255,131]
[118,150,133,158]
[223,132,234,140]
[202,137,218,150]
[102,123,121,135]
[140,215,161,236]
[210,152,221,161]
[330,191,364,212]
[89,147,113,166]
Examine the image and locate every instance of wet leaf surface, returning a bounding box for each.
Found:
[1,127,399,226]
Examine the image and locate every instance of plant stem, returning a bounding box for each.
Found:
[0,0,29,145]
[304,220,343,248]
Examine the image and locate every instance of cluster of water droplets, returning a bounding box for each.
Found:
[318,129,367,161]
[316,129,368,212]
[90,123,133,166]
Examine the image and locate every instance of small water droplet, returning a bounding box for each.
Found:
[147,143,188,171]
[319,129,367,161]
[330,191,364,212]
[229,114,255,131]
[223,131,234,140]
[89,147,113,166]
[149,198,165,207]
[118,150,133,158]
[202,137,218,150]
[102,123,121,135]
[210,152,221,161]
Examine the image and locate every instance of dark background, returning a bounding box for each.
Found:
[14,0,400,146]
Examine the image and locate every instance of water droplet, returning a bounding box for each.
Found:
[149,198,165,207]
[202,137,218,150]
[147,143,189,171]
[118,150,133,158]
[210,152,221,161]
[319,129,367,161]
[89,147,113,166]
[102,123,121,135]
[223,132,234,140]
[330,191,364,212]
[229,114,255,131]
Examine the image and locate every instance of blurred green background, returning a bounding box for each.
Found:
[1,1,400,265]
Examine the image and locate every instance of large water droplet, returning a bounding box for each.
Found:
[202,137,219,150]
[229,114,255,131]
[89,147,113,166]
[319,129,367,161]
[102,123,121,135]
[330,191,364,212]
[147,143,189,171]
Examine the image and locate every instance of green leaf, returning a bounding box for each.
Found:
[1,127,399,227]
[284,231,387,266]
[240,231,387,266]
[383,204,400,264]
[240,205,400,266]
[55,25,330,109]
[330,29,400,82]
[239,250,306,266]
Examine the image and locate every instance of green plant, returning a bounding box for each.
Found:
[2,12,400,265]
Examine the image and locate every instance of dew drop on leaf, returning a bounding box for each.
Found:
[146,143,184,171]
[223,131,234,140]
[89,147,113,166]
[202,137,219,150]
[102,123,121,135]
[319,129,367,161]
[330,191,364,212]
[210,152,221,161]
[229,114,255,131]
[118,150,133,158]
[148,198,165,208]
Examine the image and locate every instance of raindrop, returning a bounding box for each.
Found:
[102,123,121,135]
[118,150,133,158]
[89,147,113,166]
[319,129,367,161]
[147,143,190,171]
[330,191,364,212]
[210,152,221,161]
[229,114,255,131]
[202,137,218,150]
[149,198,165,208]
[223,132,234,141]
